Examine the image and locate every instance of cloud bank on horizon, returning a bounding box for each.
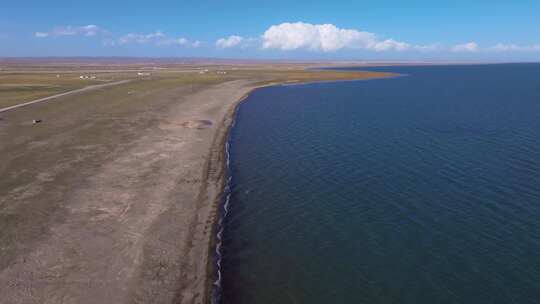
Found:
[117,31,201,48]
[35,26,202,48]
[451,42,479,53]
[34,22,540,56]
[34,25,106,38]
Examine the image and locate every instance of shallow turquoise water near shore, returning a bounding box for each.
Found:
[221,64,540,304]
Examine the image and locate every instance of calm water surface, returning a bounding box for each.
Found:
[221,64,540,304]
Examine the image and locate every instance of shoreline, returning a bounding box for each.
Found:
[201,84,268,304]
[202,76,397,303]
[204,91,248,304]
[0,70,394,304]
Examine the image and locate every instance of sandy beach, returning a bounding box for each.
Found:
[0,65,393,304]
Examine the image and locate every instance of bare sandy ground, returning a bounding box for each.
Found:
[0,79,257,304]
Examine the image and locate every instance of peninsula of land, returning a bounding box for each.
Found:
[0,59,395,304]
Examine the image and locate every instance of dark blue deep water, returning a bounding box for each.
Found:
[221,64,540,304]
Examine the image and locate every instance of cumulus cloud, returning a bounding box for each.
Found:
[34,25,105,38]
[451,42,479,52]
[260,22,434,52]
[216,35,244,49]
[262,22,375,51]
[118,31,201,47]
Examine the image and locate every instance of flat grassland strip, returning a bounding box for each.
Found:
[0,80,132,113]
[0,66,394,304]
[0,73,114,108]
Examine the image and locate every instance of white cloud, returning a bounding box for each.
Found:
[34,25,105,38]
[451,42,479,52]
[79,25,101,36]
[262,22,373,51]
[34,26,200,48]
[118,31,201,47]
[260,22,435,52]
[371,39,410,52]
[34,22,540,56]
[491,43,521,52]
[118,31,165,44]
[217,23,540,55]
[490,43,540,52]
[34,32,49,38]
[192,40,202,48]
[163,38,202,47]
[216,35,244,49]
[413,43,443,52]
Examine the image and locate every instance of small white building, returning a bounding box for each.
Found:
[137,72,151,76]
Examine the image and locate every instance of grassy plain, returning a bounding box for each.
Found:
[0,73,113,108]
[0,66,394,109]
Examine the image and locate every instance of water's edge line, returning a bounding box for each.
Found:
[209,104,237,304]
[205,82,275,304]
[205,75,396,304]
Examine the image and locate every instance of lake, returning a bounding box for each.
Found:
[220,64,540,304]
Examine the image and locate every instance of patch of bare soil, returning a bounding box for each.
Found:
[180,120,213,129]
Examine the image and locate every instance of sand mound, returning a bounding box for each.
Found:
[158,119,214,131]
[180,120,213,129]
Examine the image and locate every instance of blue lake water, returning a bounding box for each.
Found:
[220,64,540,304]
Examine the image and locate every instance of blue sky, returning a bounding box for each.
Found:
[2,0,540,60]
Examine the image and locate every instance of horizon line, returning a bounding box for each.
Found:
[1,56,539,64]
